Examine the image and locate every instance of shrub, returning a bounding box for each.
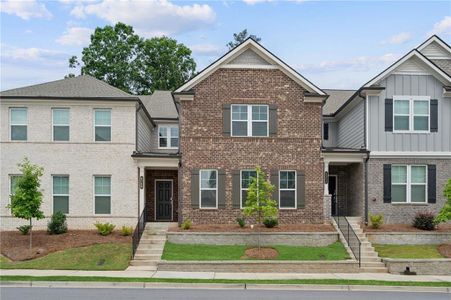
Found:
[263,217,278,228]
[369,214,383,229]
[435,178,451,224]
[47,211,68,234]
[236,217,246,228]
[181,219,192,230]
[17,225,32,235]
[94,222,116,236]
[120,225,133,236]
[413,211,436,231]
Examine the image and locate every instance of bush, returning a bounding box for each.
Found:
[47,211,68,234]
[120,225,133,236]
[263,217,278,228]
[369,214,383,229]
[413,211,436,231]
[94,222,116,236]
[17,225,31,235]
[236,217,246,228]
[181,219,192,230]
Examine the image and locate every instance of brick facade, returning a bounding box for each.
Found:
[179,68,324,224]
[145,169,179,222]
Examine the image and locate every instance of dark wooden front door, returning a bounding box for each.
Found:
[156,180,172,220]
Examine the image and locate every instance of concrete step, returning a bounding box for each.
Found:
[143,231,168,235]
[126,265,158,272]
[134,254,161,260]
[135,249,164,255]
[361,257,382,263]
[139,239,166,245]
[140,236,167,241]
[360,251,378,257]
[130,260,159,266]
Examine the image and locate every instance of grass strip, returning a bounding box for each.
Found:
[1,276,450,287]
[374,244,444,259]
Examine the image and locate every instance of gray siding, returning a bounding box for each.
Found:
[323,121,337,148]
[227,49,270,65]
[137,110,152,152]
[336,100,365,149]
[368,74,451,152]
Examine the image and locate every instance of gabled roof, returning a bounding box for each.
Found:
[175,38,325,96]
[0,75,136,100]
[322,89,356,116]
[139,91,178,119]
[417,35,451,57]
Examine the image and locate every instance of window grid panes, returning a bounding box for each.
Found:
[10,108,27,141]
[279,171,296,209]
[53,108,70,141]
[413,100,429,131]
[391,165,427,203]
[393,97,430,132]
[241,170,257,208]
[199,170,217,209]
[94,109,111,141]
[53,176,69,214]
[94,176,111,214]
[159,125,179,148]
[231,105,268,137]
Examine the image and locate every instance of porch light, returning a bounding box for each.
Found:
[140,176,144,189]
[325,171,329,184]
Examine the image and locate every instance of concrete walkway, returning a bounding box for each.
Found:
[1,269,450,283]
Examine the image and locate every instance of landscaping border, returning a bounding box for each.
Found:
[367,232,451,245]
[383,258,451,275]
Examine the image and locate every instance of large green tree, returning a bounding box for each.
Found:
[435,179,451,224]
[227,29,261,50]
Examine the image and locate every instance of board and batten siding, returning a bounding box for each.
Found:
[336,100,365,149]
[137,109,153,152]
[368,74,451,152]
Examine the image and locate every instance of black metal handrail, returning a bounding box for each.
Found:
[132,209,147,258]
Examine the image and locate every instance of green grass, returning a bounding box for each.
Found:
[0,275,450,287]
[161,242,350,261]
[0,243,131,270]
[374,244,444,259]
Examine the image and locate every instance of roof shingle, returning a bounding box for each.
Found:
[139,91,178,119]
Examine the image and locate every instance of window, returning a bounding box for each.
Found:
[323,123,329,140]
[8,175,22,213]
[10,108,27,141]
[393,96,430,132]
[199,170,217,209]
[232,105,268,137]
[240,170,257,208]
[391,165,427,203]
[158,125,179,149]
[279,171,296,209]
[52,108,70,141]
[94,176,111,214]
[53,176,69,214]
[94,109,111,141]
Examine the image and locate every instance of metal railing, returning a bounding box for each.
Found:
[132,209,147,259]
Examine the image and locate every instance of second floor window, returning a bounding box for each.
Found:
[232,105,268,137]
[393,96,429,132]
[159,125,179,149]
[52,108,70,141]
[94,109,111,141]
[10,108,27,141]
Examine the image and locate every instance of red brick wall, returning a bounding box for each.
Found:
[145,169,178,222]
[179,68,324,224]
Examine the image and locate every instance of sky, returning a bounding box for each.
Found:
[1,0,450,91]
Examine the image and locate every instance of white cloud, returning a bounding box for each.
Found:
[72,0,216,36]
[242,0,304,4]
[382,32,412,45]
[190,43,225,56]
[429,16,451,36]
[0,0,52,20]
[56,27,92,46]
[70,5,86,18]
[1,44,66,62]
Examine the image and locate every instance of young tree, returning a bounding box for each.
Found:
[227,29,261,50]
[435,179,451,224]
[8,158,44,250]
[243,166,278,249]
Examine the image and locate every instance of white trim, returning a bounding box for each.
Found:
[393,96,430,133]
[240,169,257,209]
[391,165,427,204]
[365,95,369,149]
[52,108,70,142]
[158,124,179,149]
[279,170,297,209]
[9,107,28,141]
[154,179,173,221]
[175,39,325,95]
[199,169,218,209]
[93,175,112,215]
[93,108,112,142]
[417,36,451,54]
[52,175,70,215]
[370,151,451,158]
[231,104,269,137]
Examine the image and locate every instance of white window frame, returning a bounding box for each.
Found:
[52,175,70,214]
[93,109,112,142]
[93,175,112,215]
[52,108,70,142]
[240,169,257,209]
[391,165,427,204]
[158,124,179,149]
[8,174,22,213]
[279,170,297,209]
[9,107,28,141]
[231,104,269,137]
[393,96,430,133]
[199,169,218,209]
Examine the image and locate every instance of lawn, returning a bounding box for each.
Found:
[374,244,444,259]
[161,242,350,261]
[0,243,131,270]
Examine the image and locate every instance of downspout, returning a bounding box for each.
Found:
[359,89,369,225]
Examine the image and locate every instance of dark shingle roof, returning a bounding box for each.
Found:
[140,91,178,119]
[322,89,356,115]
[0,75,135,99]
[431,59,451,76]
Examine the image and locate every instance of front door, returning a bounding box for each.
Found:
[329,175,338,216]
[155,180,172,221]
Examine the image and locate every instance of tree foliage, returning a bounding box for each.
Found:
[435,179,451,224]
[227,29,261,50]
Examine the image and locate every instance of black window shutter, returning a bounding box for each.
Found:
[223,104,231,136]
[270,170,279,206]
[269,104,278,136]
[430,99,438,132]
[383,164,391,203]
[218,170,226,208]
[428,165,436,204]
[191,169,199,208]
[323,123,329,140]
[232,170,241,209]
[385,98,393,132]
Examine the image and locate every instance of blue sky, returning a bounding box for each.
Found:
[1,0,450,91]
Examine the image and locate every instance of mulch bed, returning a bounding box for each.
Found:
[169,223,335,233]
[0,230,131,261]
[242,248,278,259]
[363,223,451,233]
[438,244,451,258]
